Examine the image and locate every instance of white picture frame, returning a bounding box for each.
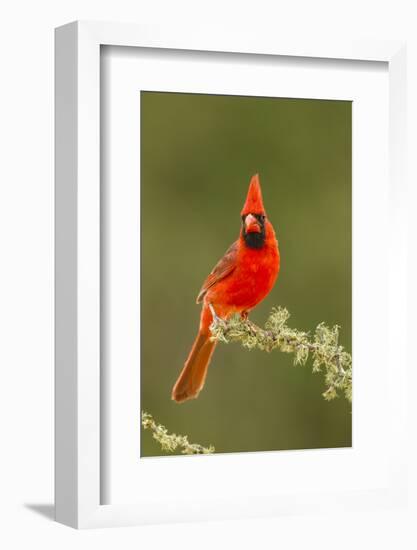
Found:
[55,21,407,529]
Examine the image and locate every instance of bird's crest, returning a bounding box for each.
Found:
[241,174,266,216]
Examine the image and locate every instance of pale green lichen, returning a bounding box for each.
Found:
[141,411,215,455]
[210,306,352,402]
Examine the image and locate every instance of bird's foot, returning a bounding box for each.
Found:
[240,311,257,334]
[208,303,221,323]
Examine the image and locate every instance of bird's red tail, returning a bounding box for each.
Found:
[171,329,217,403]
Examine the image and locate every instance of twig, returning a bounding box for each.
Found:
[209,306,352,402]
[141,412,215,455]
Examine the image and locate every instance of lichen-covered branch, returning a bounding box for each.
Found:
[141,411,215,455]
[210,306,352,402]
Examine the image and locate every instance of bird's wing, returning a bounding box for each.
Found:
[196,241,238,304]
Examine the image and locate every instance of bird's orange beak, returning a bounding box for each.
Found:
[245,213,261,233]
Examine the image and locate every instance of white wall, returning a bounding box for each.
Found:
[0,1,416,548]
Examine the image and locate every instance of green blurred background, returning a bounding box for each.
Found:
[140,91,351,456]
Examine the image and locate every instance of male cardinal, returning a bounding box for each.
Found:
[172,174,280,403]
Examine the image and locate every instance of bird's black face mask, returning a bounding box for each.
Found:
[241,213,266,249]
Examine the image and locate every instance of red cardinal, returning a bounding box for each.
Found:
[172,174,280,403]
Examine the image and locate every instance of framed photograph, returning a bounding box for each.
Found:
[55,21,407,528]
